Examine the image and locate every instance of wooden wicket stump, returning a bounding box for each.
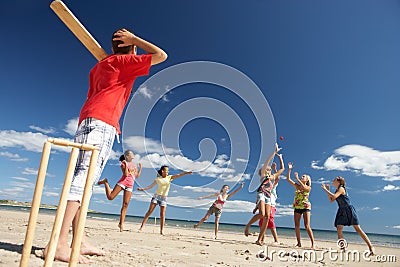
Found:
[20,138,99,267]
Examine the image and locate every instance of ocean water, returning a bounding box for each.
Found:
[2,204,400,248]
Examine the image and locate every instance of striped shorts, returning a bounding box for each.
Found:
[68,118,116,201]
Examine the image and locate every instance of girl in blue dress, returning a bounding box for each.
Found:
[322,176,374,255]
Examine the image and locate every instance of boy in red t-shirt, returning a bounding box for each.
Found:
[43,28,167,264]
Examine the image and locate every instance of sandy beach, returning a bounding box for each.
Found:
[1,209,399,267]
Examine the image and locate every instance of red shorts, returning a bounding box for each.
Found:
[258,206,276,229]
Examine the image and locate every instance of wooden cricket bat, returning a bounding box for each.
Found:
[50,0,108,61]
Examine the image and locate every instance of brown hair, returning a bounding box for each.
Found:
[112,28,133,54]
[157,165,168,176]
[336,176,346,187]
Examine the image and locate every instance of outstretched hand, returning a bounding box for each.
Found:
[288,162,294,169]
[275,143,282,154]
[321,184,330,191]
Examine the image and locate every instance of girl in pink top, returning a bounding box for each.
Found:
[194,183,244,239]
[98,150,142,231]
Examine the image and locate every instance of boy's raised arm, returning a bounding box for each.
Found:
[113,28,167,65]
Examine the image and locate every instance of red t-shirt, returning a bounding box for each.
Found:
[79,53,152,133]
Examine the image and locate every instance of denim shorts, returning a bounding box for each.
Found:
[151,194,167,207]
[256,192,272,205]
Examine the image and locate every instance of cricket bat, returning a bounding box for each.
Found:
[50,0,108,61]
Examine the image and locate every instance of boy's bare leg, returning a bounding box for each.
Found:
[43,201,90,263]
[72,208,106,256]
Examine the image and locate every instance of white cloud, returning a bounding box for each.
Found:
[161,94,169,102]
[0,130,49,152]
[314,177,331,184]
[11,176,30,181]
[29,125,55,134]
[223,200,254,213]
[382,184,400,191]
[312,144,400,181]
[0,187,25,198]
[21,167,55,178]
[64,118,79,136]
[236,158,248,163]
[214,154,230,167]
[10,181,35,188]
[372,207,380,211]
[0,130,73,154]
[22,168,39,175]
[311,160,324,170]
[275,203,294,217]
[221,173,249,183]
[393,225,400,229]
[0,151,28,162]
[124,136,236,179]
[181,186,217,193]
[92,186,106,195]
[137,153,235,178]
[124,136,180,155]
[137,85,152,99]
[43,192,60,197]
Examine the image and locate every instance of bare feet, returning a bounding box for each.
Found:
[80,241,105,256]
[138,227,143,233]
[255,240,264,246]
[97,178,108,185]
[368,247,375,256]
[160,232,165,236]
[244,226,250,237]
[294,243,302,248]
[193,224,199,229]
[43,243,90,264]
[118,223,123,232]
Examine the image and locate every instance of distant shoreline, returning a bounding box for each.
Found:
[0,199,98,213]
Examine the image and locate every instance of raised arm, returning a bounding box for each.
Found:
[273,154,285,177]
[227,183,244,199]
[137,180,157,191]
[286,162,299,189]
[295,172,311,192]
[112,28,168,65]
[171,171,193,180]
[135,163,142,178]
[260,143,281,176]
[198,192,219,200]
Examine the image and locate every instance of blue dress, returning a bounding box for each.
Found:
[334,186,359,227]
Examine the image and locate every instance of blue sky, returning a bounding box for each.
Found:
[1,0,400,236]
